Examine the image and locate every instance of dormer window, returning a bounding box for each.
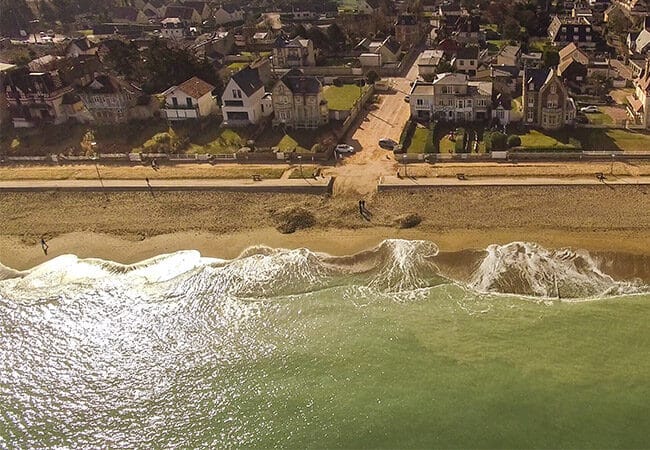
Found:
[550,84,557,94]
[528,83,534,91]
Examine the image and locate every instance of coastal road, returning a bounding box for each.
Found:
[324,60,420,197]
[379,175,650,189]
[0,177,332,193]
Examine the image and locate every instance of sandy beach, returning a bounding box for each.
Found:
[0,185,648,269]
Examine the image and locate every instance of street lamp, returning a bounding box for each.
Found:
[297,154,303,179]
[611,153,615,175]
[402,154,408,178]
[91,142,109,202]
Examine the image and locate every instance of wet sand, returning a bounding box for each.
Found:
[0,186,648,270]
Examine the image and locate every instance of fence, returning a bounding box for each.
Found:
[337,84,376,138]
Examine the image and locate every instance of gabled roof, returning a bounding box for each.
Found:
[275,35,310,48]
[280,68,321,94]
[231,66,264,96]
[524,67,552,91]
[363,0,381,9]
[183,1,207,12]
[382,36,402,55]
[165,5,197,20]
[112,6,139,22]
[558,57,586,75]
[176,76,215,98]
[68,37,97,52]
[221,4,243,13]
[491,64,519,78]
[81,73,140,95]
[455,46,479,59]
[497,45,521,60]
[636,29,650,53]
[147,0,164,8]
[396,14,417,26]
[493,92,512,110]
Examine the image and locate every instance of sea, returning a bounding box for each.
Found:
[1,239,650,448]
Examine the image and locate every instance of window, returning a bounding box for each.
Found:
[527,110,533,122]
[469,60,475,66]
[459,60,464,66]
[232,89,242,99]
[172,97,178,107]
[186,97,193,108]
[550,84,557,94]
[497,110,504,119]
[416,98,424,106]
[528,83,534,91]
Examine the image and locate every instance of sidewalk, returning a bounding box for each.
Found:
[0,177,333,193]
[378,175,650,189]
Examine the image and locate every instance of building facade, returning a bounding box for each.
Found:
[162,76,217,120]
[522,67,576,129]
[408,73,493,121]
[272,69,328,129]
[221,66,271,126]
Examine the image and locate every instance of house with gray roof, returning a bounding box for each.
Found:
[522,67,576,129]
[222,66,272,126]
[272,35,316,68]
[272,69,328,129]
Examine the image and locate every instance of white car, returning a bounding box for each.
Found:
[580,105,599,113]
[335,144,355,154]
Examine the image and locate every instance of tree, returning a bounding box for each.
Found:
[607,7,631,36]
[502,17,521,41]
[366,70,380,84]
[326,23,348,50]
[0,0,33,36]
[435,60,454,74]
[543,49,560,68]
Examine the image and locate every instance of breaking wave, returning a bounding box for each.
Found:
[0,240,647,301]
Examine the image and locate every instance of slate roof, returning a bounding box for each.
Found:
[68,37,97,52]
[176,76,215,98]
[112,7,139,22]
[382,36,402,55]
[165,5,197,20]
[455,46,479,59]
[281,69,321,94]
[525,67,552,91]
[221,3,243,13]
[231,66,264,96]
[396,14,417,26]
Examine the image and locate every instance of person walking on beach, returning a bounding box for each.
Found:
[40,238,48,256]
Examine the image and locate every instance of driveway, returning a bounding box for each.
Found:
[324,61,419,197]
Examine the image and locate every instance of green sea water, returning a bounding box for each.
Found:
[1,242,649,448]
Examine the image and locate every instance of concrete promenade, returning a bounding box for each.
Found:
[378,175,650,190]
[0,177,333,193]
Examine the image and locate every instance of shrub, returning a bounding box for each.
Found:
[485,131,508,151]
[311,143,322,153]
[424,120,439,153]
[507,135,522,148]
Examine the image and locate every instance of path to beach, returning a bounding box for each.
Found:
[320,59,419,197]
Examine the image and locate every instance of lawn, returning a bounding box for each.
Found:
[186,128,247,154]
[405,126,429,153]
[323,84,366,111]
[585,112,613,125]
[487,40,509,53]
[227,62,249,72]
[518,130,578,149]
[255,127,333,153]
[528,39,552,52]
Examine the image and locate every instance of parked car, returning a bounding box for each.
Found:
[335,144,355,154]
[580,105,599,113]
[378,138,398,150]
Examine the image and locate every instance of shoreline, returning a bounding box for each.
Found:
[1,227,649,271]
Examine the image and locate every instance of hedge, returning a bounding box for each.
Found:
[399,119,417,150]
[485,131,508,151]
